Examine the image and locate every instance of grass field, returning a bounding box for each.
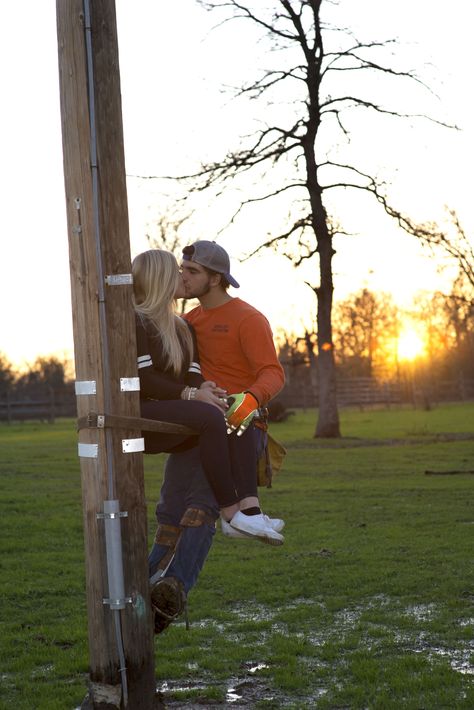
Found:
[1,402,474,708]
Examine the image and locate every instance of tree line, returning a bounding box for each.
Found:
[0,355,73,400]
[2,270,471,406]
[279,277,474,387]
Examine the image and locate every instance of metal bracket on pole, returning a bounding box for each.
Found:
[103,596,133,608]
[122,438,145,454]
[75,380,97,395]
[73,197,83,234]
[105,274,133,286]
[120,377,140,392]
[78,442,99,458]
[97,511,128,520]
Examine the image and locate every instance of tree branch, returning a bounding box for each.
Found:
[242,215,313,259]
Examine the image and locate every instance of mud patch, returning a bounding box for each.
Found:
[157,595,473,707]
[30,663,54,678]
[192,619,226,632]
[412,640,474,676]
[404,603,437,621]
[230,601,277,622]
[157,672,276,708]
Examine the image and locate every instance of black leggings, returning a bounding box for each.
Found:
[141,398,258,507]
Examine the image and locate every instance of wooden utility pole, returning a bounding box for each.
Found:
[56,1,155,707]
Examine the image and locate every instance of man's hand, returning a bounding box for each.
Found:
[225,391,259,436]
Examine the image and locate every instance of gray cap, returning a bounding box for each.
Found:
[182,240,240,288]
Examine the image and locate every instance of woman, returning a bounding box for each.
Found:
[132,249,283,545]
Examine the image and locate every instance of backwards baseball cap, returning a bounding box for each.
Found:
[182,240,240,288]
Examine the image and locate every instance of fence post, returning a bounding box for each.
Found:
[7,390,12,425]
[48,387,56,424]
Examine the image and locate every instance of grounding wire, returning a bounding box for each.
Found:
[114,609,129,707]
[83,1,129,705]
[83,0,115,501]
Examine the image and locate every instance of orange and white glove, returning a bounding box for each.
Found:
[225,391,259,436]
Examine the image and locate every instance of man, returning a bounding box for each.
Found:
[148,240,285,632]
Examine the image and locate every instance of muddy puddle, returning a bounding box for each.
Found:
[156,661,276,708]
[155,595,473,707]
[157,667,329,708]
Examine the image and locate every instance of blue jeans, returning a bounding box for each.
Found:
[148,446,219,593]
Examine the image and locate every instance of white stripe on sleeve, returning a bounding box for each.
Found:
[137,355,153,369]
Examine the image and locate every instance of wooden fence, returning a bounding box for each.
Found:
[1,375,473,423]
[278,374,474,410]
[0,390,76,423]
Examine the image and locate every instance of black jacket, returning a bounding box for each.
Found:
[136,315,204,400]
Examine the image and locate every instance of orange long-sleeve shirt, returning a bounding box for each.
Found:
[184,298,285,405]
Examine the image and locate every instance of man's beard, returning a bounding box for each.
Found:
[185,279,211,299]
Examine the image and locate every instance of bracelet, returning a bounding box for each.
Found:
[181,386,197,401]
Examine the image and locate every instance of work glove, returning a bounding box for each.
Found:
[225,391,259,436]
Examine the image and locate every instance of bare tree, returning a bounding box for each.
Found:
[146,210,191,255]
[162,0,451,437]
[382,207,474,294]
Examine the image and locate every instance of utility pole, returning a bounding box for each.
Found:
[56,1,155,707]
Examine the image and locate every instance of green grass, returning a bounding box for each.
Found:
[1,403,474,708]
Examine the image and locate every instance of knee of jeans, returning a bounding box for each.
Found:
[156,508,182,527]
[179,507,217,528]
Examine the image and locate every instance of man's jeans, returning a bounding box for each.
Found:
[148,446,219,593]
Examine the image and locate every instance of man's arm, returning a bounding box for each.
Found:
[239,313,285,406]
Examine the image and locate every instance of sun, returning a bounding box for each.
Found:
[397,328,426,361]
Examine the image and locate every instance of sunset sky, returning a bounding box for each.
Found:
[1,0,472,370]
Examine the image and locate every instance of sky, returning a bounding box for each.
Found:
[0,0,472,370]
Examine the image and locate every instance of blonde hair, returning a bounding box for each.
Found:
[132,249,192,376]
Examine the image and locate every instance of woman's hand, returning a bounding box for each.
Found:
[197,381,228,412]
[200,380,227,397]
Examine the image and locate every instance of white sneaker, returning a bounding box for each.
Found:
[221,518,250,539]
[263,514,285,533]
[229,511,284,546]
[221,516,285,539]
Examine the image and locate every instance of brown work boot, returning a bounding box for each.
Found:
[150,576,186,634]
